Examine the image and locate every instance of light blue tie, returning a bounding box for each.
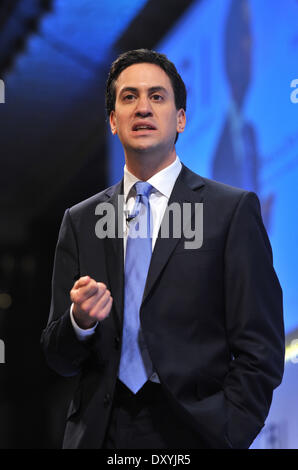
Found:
[119,181,154,393]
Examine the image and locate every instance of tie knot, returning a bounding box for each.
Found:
[134,181,153,198]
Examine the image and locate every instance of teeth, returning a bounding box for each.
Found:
[135,126,153,130]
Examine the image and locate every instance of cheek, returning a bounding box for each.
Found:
[162,114,179,137]
[115,116,129,135]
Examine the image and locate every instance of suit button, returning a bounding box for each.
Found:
[104,393,111,407]
[114,336,120,350]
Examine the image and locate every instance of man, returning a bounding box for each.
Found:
[41,49,284,449]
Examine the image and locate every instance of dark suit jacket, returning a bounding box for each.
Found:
[41,164,284,449]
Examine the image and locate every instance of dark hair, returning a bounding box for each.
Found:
[105,49,187,117]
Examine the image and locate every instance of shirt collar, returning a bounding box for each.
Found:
[123,156,182,201]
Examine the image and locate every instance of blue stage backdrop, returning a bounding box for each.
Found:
[108,0,298,448]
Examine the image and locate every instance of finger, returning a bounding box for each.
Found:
[79,282,109,304]
[97,282,109,296]
[71,282,97,305]
[92,296,113,322]
[77,279,100,302]
[74,276,91,289]
[89,289,112,317]
[80,287,109,314]
[93,289,111,313]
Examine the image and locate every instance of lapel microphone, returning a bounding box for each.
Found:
[125,211,138,223]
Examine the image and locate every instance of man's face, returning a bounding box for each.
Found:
[109,63,185,156]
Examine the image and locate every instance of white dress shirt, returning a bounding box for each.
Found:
[70,156,182,354]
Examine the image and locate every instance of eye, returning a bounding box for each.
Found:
[151,94,163,101]
[123,94,136,101]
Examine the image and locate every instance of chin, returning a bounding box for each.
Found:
[130,142,158,153]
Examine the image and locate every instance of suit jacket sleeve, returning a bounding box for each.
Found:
[219,191,284,447]
[41,209,95,377]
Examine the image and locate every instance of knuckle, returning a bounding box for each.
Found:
[105,289,110,298]
[89,309,96,318]
[80,300,89,313]
[98,282,107,293]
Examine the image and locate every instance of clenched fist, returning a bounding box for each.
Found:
[70,276,113,329]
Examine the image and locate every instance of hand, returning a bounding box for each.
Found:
[70,276,113,329]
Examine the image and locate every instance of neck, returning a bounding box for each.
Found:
[125,148,177,181]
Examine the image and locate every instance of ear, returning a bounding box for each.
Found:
[109,111,117,135]
[176,108,186,134]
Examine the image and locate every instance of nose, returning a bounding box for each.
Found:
[135,95,153,117]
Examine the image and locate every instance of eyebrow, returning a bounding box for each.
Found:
[119,86,169,97]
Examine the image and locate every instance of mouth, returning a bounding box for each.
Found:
[132,123,157,132]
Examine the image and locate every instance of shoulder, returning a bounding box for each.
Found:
[59,181,122,231]
[181,163,255,204]
[180,164,261,227]
[201,175,259,205]
[202,176,261,220]
[202,176,246,196]
[68,181,121,217]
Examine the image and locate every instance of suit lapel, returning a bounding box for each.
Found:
[102,180,124,330]
[142,165,205,305]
